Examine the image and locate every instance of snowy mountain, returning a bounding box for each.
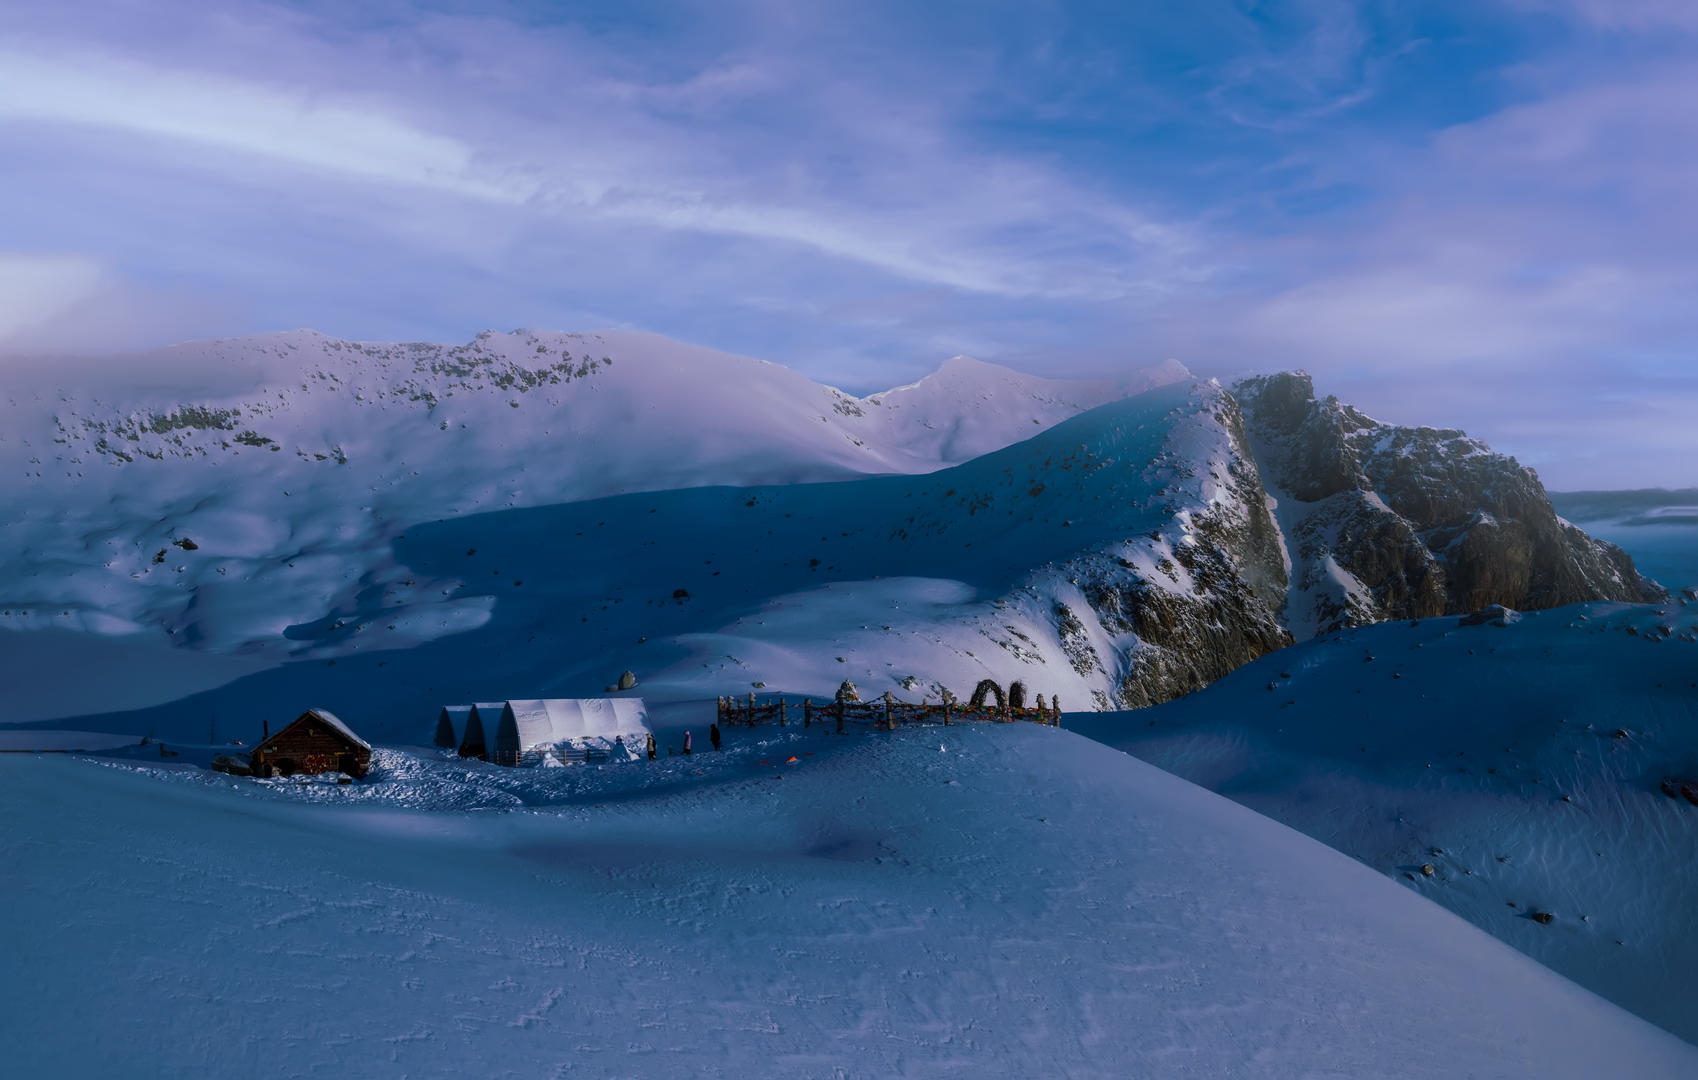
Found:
[0,329,1176,648]
[3,332,1691,1071]
[1073,598,1698,1043]
[1,345,1661,736]
[2,377,1292,738]
[6,724,1696,1077]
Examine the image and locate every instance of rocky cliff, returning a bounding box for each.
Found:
[1033,384,1292,710]
[1233,372,1662,637]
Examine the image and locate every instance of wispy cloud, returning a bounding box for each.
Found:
[0,8,1202,306]
[0,253,106,342]
[1503,0,1698,32]
[2,0,1695,485]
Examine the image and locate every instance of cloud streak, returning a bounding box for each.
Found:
[1,0,1695,486]
[0,11,1200,304]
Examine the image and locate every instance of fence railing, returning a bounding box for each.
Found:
[716,693,1061,733]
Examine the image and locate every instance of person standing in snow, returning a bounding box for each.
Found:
[646,732,657,760]
[710,723,721,751]
[683,730,693,755]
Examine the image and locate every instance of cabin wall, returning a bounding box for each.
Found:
[253,725,370,778]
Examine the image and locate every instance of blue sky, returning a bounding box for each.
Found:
[3,0,1696,487]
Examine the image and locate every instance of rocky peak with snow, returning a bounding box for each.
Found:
[1233,372,1662,637]
[0,338,1665,722]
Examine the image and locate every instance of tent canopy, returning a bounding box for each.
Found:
[458,702,506,758]
[495,698,650,757]
[436,706,472,748]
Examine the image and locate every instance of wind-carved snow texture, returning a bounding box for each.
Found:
[1232,371,1663,640]
[1074,598,1698,1045]
[5,725,1697,1078]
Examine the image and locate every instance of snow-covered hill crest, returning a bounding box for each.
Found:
[10,723,1698,1077]
[0,338,1662,727]
[0,329,1180,643]
[12,328,1165,486]
[1,378,1293,733]
[1074,598,1698,1043]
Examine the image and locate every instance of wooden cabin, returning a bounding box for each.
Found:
[251,708,371,779]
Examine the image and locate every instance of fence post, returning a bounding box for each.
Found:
[780,698,787,726]
[836,700,845,735]
[804,699,812,727]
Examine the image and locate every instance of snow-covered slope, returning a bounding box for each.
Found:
[0,329,1177,647]
[5,725,1695,1078]
[1071,599,1698,1043]
[6,379,1292,738]
[867,354,1189,465]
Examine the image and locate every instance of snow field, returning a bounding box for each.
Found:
[1074,600,1698,1042]
[5,724,1695,1078]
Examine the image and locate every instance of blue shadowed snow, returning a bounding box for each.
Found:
[4,724,1695,1078]
[1072,600,1698,1043]
[9,381,1211,743]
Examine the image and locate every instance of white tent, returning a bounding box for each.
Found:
[435,706,472,749]
[493,698,650,764]
[459,702,505,759]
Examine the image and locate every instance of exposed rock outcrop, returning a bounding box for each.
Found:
[1234,372,1662,637]
[1041,383,1293,709]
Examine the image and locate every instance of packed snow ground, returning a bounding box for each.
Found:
[1072,599,1698,1043]
[6,724,1695,1079]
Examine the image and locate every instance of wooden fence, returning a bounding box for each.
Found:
[717,692,1061,733]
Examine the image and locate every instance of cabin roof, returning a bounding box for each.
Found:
[258,707,372,752]
[307,708,371,750]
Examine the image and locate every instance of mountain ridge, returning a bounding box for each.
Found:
[0,333,1663,724]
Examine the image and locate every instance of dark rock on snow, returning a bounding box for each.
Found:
[1232,372,1662,637]
[1459,604,1522,627]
